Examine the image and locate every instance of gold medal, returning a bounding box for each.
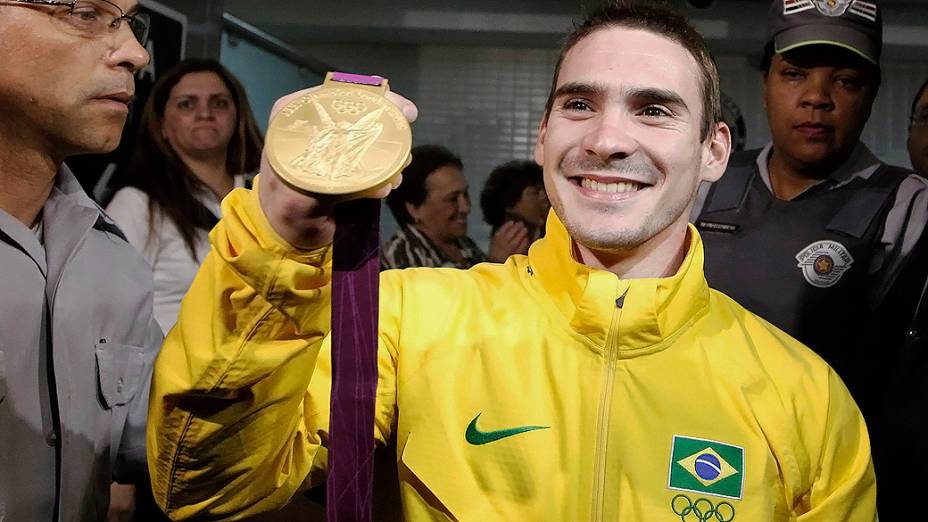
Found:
[265,72,412,195]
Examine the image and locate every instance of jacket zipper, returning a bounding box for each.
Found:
[591,293,625,521]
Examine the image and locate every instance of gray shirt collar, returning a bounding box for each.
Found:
[52,164,107,213]
[755,141,882,196]
[0,165,109,278]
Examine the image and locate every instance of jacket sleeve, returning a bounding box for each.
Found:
[147,183,397,520]
[795,370,877,521]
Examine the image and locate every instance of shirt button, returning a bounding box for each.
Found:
[46,430,58,447]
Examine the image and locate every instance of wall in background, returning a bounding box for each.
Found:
[154,0,225,58]
[302,41,928,250]
[304,42,556,245]
[715,54,928,166]
[220,31,324,134]
[223,0,928,250]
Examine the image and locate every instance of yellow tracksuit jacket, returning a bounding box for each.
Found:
[148,185,876,521]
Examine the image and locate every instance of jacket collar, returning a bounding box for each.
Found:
[527,211,710,358]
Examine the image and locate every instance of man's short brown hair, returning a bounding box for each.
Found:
[544,1,722,142]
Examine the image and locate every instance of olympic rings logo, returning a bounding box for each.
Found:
[332,99,368,115]
[671,494,736,522]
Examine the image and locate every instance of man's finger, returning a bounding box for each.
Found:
[385,91,418,123]
[495,223,519,243]
[504,221,528,241]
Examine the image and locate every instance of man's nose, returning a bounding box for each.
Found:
[800,73,835,112]
[581,110,639,162]
[106,25,150,73]
[458,194,471,214]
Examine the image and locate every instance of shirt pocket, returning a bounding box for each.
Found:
[0,349,6,404]
[95,342,146,409]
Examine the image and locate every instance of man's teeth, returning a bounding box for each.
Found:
[580,178,641,193]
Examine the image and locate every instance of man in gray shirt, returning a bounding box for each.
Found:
[0,1,159,520]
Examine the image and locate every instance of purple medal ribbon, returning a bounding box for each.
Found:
[330,71,383,86]
[327,72,387,522]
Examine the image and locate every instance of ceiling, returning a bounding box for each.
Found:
[224,0,928,54]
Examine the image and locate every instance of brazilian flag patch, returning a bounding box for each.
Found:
[667,435,745,500]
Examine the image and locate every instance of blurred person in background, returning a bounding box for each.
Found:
[479,159,550,260]
[909,79,928,176]
[106,58,263,334]
[382,144,486,269]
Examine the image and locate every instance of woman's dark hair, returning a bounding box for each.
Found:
[127,58,263,257]
[386,144,463,225]
[480,160,544,229]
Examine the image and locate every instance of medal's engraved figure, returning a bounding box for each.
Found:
[289,100,385,180]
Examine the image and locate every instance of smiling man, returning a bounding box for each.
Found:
[691,3,928,515]
[150,2,875,520]
[0,0,160,520]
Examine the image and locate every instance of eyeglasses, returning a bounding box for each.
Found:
[6,0,150,45]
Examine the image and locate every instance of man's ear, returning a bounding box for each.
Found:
[533,114,549,166]
[404,201,420,224]
[701,121,732,183]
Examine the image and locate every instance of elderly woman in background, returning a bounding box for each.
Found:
[106,59,263,333]
[382,145,487,269]
[480,160,550,260]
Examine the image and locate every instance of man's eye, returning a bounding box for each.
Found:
[783,69,804,80]
[563,99,592,112]
[837,77,863,89]
[71,7,102,23]
[641,106,671,118]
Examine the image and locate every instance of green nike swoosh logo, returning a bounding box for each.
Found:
[465,412,549,445]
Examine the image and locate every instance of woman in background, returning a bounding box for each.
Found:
[480,159,550,259]
[106,59,263,333]
[382,145,487,269]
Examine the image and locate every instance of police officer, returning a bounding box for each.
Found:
[692,1,928,517]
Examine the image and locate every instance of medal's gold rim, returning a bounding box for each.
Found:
[265,85,412,196]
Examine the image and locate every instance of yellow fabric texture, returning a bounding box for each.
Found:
[148,183,876,521]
